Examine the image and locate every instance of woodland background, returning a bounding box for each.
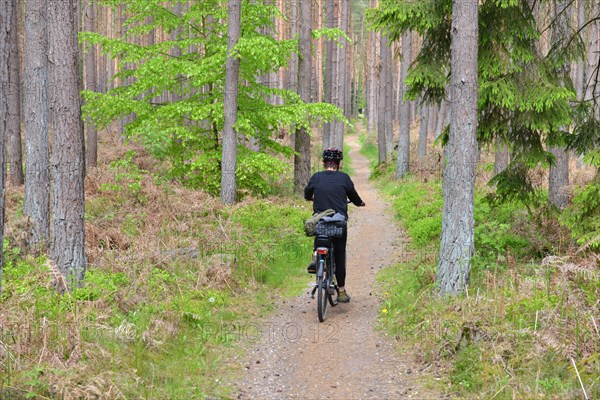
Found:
[0,0,599,398]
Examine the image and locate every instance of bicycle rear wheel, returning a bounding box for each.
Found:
[327,275,339,307]
[317,262,328,322]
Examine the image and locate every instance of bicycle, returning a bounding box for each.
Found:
[310,221,344,322]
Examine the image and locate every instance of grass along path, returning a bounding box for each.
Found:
[228,128,436,399]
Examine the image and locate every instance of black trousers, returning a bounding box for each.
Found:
[314,228,348,288]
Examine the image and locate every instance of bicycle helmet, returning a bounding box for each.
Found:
[322,148,343,163]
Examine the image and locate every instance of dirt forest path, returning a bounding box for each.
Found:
[232,130,431,399]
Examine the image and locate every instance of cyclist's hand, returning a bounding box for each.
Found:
[359,202,366,207]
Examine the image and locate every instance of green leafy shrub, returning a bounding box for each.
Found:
[561,153,600,248]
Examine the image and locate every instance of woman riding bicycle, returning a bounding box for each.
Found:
[304,148,365,303]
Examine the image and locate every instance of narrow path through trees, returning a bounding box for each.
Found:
[232,129,435,399]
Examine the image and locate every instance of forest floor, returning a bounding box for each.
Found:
[226,130,440,399]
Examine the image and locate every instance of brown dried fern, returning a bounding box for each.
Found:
[576,235,600,254]
[534,330,576,359]
[46,260,69,294]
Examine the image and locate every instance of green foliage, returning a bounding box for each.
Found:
[1,192,314,398]
[229,199,312,291]
[81,0,344,197]
[370,0,598,212]
[364,134,598,398]
[561,153,600,248]
[99,150,148,205]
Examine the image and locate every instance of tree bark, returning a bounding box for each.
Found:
[494,141,509,175]
[48,0,87,284]
[332,0,347,151]
[384,34,393,157]
[322,0,336,150]
[84,0,97,169]
[585,1,599,111]
[436,0,479,296]
[367,4,377,133]
[288,0,298,95]
[396,30,411,178]
[377,34,388,164]
[548,0,570,209]
[435,99,447,139]
[7,0,23,186]
[417,100,428,159]
[221,0,242,204]
[24,0,51,249]
[0,0,12,292]
[294,0,312,193]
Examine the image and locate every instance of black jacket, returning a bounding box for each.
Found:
[304,170,363,218]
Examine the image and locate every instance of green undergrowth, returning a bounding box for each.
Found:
[0,150,314,399]
[360,129,599,399]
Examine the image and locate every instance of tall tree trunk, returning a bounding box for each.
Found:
[322,0,335,149]
[435,99,447,139]
[585,1,599,112]
[574,0,585,102]
[396,30,411,178]
[24,0,51,249]
[417,100,428,159]
[384,34,393,157]
[332,0,346,150]
[48,0,87,284]
[436,0,479,296]
[221,0,242,204]
[7,0,23,186]
[367,4,377,133]
[294,0,312,193]
[289,0,298,94]
[377,34,388,164]
[84,0,97,169]
[494,141,509,175]
[428,103,437,137]
[548,0,570,209]
[0,0,12,292]
[96,5,107,95]
[313,0,322,102]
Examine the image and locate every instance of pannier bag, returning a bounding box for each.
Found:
[314,220,345,238]
[303,209,335,236]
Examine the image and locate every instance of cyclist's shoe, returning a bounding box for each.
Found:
[307,262,316,274]
[337,290,351,303]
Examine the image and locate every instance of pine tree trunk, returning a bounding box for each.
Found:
[314,0,322,102]
[377,34,388,164]
[417,101,428,159]
[24,0,51,249]
[7,0,23,186]
[586,1,599,116]
[574,0,585,102]
[367,3,377,133]
[428,103,437,138]
[0,0,12,292]
[548,0,570,209]
[221,0,241,204]
[332,0,347,150]
[435,99,447,139]
[396,30,411,178]
[436,0,479,296]
[384,35,393,157]
[289,0,298,94]
[494,141,509,175]
[48,0,87,284]
[322,0,335,149]
[84,0,97,169]
[96,5,107,94]
[294,0,312,193]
